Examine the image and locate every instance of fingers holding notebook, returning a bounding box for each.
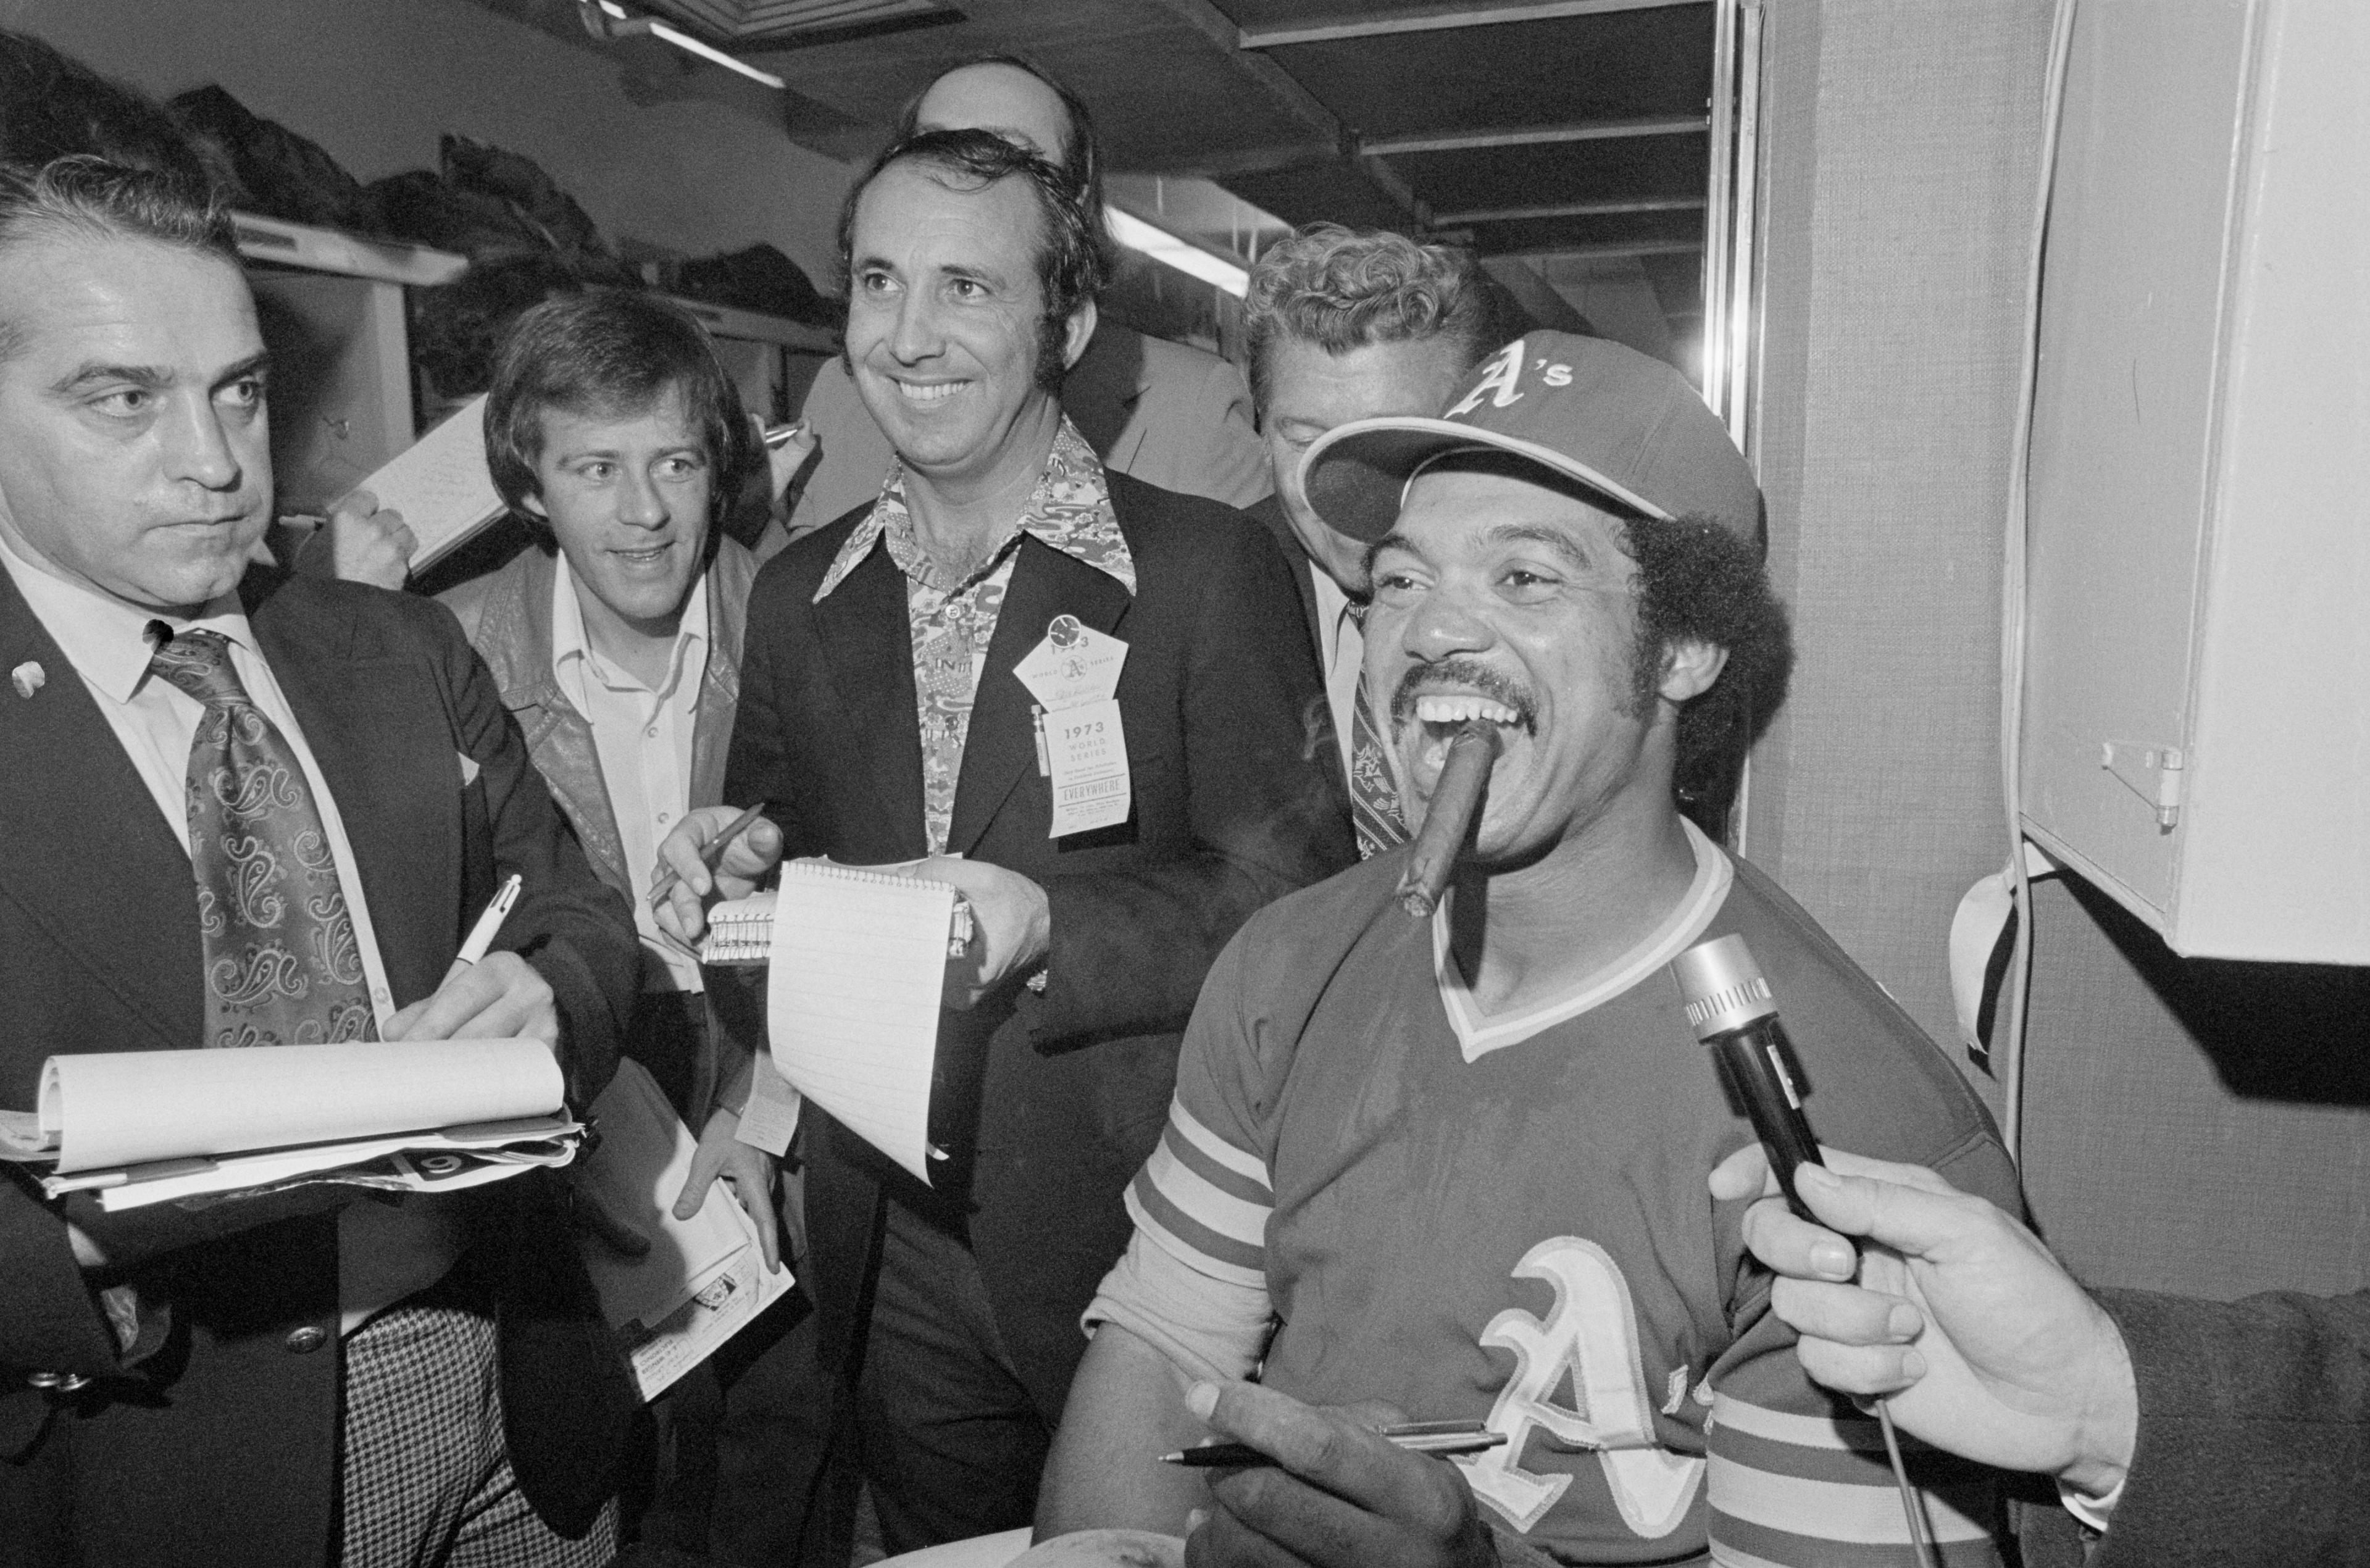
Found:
[314,488,417,590]
[653,805,783,945]
[918,855,1051,1009]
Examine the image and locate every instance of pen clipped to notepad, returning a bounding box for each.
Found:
[1162,1420,1504,1468]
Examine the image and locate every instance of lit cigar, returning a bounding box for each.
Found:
[1395,718,1502,917]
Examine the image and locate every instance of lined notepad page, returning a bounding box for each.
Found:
[353,393,506,569]
[765,862,952,1185]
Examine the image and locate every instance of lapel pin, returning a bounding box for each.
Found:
[10,661,44,699]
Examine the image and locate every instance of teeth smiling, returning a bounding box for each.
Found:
[1412,694,1520,727]
[897,380,962,404]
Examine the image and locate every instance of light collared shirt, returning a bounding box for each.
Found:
[814,417,1135,854]
[0,531,456,1334]
[1310,569,1362,783]
[549,551,709,992]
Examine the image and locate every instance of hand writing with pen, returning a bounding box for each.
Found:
[1174,1382,1507,1568]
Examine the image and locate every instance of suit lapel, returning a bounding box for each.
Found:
[947,537,1131,857]
[0,570,201,1048]
[812,546,929,859]
[1251,496,1328,658]
[249,582,461,998]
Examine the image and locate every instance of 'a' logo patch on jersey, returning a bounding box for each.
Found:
[1458,1237,1704,1538]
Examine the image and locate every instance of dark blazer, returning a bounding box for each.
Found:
[2014,1287,2370,1566]
[1247,495,1362,826]
[727,471,1354,1418]
[0,569,641,1566]
[1246,493,1327,663]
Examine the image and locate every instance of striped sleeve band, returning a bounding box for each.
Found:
[1123,1096,1273,1290]
[1706,1394,2002,1566]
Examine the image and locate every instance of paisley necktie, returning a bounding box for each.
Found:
[148,628,377,1048]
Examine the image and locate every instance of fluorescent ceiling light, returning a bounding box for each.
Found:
[595,1,785,88]
[640,0,954,46]
[1106,207,1249,299]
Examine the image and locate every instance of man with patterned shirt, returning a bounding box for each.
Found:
[1037,333,2024,1566]
[654,129,1351,1553]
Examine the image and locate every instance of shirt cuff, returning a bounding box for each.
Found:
[1082,1227,1272,1385]
[2057,1474,2124,1535]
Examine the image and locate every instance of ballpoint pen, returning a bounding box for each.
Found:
[454,873,523,968]
[1161,1420,1505,1468]
[648,802,768,909]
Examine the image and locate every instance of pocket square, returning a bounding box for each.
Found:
[458,751,482,787]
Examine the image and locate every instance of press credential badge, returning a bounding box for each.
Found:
[1016,615,1131,838]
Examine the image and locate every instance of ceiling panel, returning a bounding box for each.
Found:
[746,0,1326,170]
[501,0,1717,360]
[1248,6,1713,140]
[1386,131,1706,214]
[1211,0,1672,32]
[1216,161,1421,232]
[1456,204,1704,257]
[647,0,960,47]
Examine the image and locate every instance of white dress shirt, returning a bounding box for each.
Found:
[0,533,457,1333]
[550,552,708,992]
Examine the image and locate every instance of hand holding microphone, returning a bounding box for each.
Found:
[1674,936,1959,1562]
[1708,1141,2139,1499]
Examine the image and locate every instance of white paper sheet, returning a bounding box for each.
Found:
[576,1059,793,1401]
[765,862,953,1185]
[35,1039,562,1172]
[348,393,506,569]
[71,1114,581,1211]
[618,1240,794,1402]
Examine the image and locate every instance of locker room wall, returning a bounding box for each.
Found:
[1745,0,2051,1122]
[1746,0,2370,1302]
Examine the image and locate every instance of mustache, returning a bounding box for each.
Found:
[1388,658,1539,736]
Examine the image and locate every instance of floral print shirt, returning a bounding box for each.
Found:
[813,419,1135,853]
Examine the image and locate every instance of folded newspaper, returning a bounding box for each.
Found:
[0,1040,581,1211]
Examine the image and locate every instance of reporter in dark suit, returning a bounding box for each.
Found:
[657,129,1351,1553]
[1711,1144,2369,1566]
[0,158,639,1567]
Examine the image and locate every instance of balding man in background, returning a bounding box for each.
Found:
[782,54,1270,540]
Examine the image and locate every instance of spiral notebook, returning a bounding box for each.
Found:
[757,861,957,1186]
[350,393,507,571]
